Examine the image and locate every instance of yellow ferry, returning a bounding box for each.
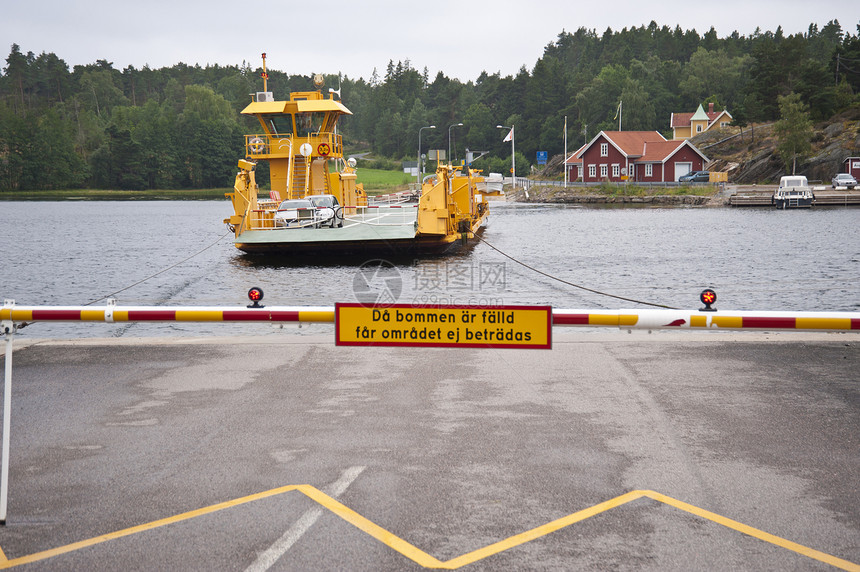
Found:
[224,54,490,255]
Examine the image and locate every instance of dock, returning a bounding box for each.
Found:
[729,187,860,206]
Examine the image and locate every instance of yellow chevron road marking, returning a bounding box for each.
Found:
[295,485,447,568]
[642,491,860,572]
[0,485,300,569]
[443,490,648,569]
[0,487,856,570]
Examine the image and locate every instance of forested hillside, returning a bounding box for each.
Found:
[1,20,858,191]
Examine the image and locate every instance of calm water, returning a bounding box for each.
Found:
[1,200,858,338]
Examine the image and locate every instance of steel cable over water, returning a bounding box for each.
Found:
[82,231,233,308]
[13,231,231,332]
[477,235,678,309]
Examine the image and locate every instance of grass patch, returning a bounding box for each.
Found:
[558,183,717,197]
[355,168,415,194]
[592,183,646,196]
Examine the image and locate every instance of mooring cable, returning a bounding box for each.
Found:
[83,231,232,307]
[477,235,678,309]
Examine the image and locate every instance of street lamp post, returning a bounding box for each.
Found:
[418,125,436,186]
[448,123,463,164]
[496,124,516,188]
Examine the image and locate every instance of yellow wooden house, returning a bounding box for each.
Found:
[671,103,733,140]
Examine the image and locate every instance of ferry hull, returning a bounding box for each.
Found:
[235,223,485,256]
[236,234,478,256]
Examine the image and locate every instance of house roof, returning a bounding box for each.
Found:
[570,131,667,162]
[565,143,587,164]
[566,131,668,163]
[709,110,733,126]
[671,109,733,128]
[639,140,687,162]
[640,139,710,164]
[601,131,667,157]
[690,104,710,121]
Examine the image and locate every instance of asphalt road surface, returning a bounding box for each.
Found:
[0,331,857,571]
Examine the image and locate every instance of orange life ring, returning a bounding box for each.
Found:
[249,137,265,153]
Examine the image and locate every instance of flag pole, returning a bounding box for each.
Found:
[497,125,516,189]
[512,125,516,188]
[563,116,568,188]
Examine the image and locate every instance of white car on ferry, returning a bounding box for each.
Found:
[306,194,344,228]
[274,199,323,228]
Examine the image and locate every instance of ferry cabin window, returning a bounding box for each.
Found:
[297,112,325,136]
[265,114,294,137]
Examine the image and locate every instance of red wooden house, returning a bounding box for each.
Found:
[565,131,709,183]
[843,157,860,180]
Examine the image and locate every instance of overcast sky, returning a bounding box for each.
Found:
[3,0,859,83]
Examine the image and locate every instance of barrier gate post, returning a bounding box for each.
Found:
[1,320,13,525]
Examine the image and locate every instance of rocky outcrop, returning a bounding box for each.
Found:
[696,108,860,184]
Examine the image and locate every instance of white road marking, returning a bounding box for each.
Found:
[244,466,366,572]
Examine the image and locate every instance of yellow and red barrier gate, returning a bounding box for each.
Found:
[3,304,859,332]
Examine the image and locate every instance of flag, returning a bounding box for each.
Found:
[614,101,622,120]
[503,127,513,142]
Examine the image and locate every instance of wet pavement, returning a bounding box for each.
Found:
[0,331,857,570]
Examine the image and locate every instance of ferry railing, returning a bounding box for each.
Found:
[245,133,342,159]
[2,300,858,522]
[368,191,420,206]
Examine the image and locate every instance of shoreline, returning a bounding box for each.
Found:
[506,184,725,206]
[507,184,860,207]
